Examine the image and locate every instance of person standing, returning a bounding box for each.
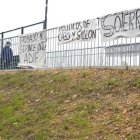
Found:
[1,41,13,69]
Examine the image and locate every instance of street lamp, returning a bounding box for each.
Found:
[44,0,48,29]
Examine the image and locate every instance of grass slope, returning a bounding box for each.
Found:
[0,69,140,140]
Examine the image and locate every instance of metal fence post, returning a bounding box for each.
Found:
[1,32,4,48]
[21,27,24,34]
[43,0,48,29]
[1,32,4,69]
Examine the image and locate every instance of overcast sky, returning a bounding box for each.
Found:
[0,0,140,33]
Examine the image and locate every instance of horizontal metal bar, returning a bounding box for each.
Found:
[2,27,22,34]
[1,21,44,34]
[23,21,44,28]
[0,35,18,40]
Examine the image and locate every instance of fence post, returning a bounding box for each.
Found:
[43,0,48,29]
[1,32,4,48]
[21,27,24,34]
[1,32,4,69]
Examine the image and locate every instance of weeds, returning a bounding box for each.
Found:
[133,78,140,88]
[0,69,139,139]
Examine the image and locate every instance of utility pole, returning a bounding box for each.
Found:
[44,0,48,29]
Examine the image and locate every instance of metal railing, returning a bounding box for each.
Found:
[1,18,140,70]
[0,21,44,70]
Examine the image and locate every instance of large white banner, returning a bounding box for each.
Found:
[58,19,97,44]
[101,8,140,42]
[18,30,47,68]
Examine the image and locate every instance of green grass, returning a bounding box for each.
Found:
[133,78,140,88]
[0,69,140,139]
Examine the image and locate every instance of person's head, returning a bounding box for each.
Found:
[5,41,11,47]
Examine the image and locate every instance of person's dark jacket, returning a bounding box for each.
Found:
[1,46,13,64]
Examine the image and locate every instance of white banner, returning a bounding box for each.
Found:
[58,19,97,44]
[101,8,140,42]
[18,30,47,68]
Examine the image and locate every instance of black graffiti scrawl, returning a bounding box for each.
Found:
[18,30,47,68]
[101,8,140,42]
[58,19,97,44]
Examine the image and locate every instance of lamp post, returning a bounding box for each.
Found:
[44,0,48,29]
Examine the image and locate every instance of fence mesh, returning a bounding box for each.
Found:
[1,19,140,70]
